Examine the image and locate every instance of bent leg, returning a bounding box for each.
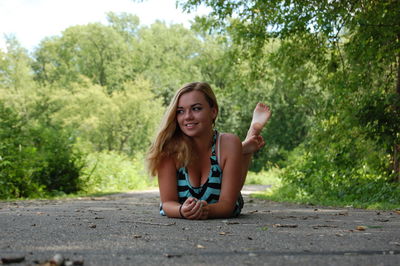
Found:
[239,103,271,189]
[239,136,265,189]
[246,103,271,139]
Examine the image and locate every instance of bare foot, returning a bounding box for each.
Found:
[242,135,265,154]
[247,103,271,138]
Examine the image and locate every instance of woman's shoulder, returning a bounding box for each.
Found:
[158,155,178,172]
[219,132,240,141]
[219,132,241,150]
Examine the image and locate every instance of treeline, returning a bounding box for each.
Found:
[180,0,400,205]
[1,1,399,206]
[0,12,278,198]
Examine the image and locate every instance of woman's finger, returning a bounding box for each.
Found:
[186,200,202,219]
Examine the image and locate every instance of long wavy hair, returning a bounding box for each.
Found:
[146,82,218,176]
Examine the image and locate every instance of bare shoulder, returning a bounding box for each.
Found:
[157,156,176,174]
[219,133,242,161]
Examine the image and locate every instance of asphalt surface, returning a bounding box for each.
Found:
[0,185,399,266]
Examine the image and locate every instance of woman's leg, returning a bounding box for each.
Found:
[239,103,271,189]
[247,103,271,140]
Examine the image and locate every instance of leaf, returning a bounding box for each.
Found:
[273,224,298,228]
[164,254,182,258]
[312,224,338,229]
[1,256,25,264]
[335,212,348,216]
[373,219,389,222]
[222,220,240,225]
[367,225,383,229]
[356,226,367,231]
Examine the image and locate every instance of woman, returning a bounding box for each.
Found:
[147,82,271,219]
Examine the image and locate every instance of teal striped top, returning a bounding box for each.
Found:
[160,131,243,217]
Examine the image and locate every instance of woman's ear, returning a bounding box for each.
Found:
[211,107,218,121]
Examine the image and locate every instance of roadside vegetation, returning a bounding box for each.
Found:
[1,1,399,209]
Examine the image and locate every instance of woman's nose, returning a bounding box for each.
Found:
[184,110,194,120]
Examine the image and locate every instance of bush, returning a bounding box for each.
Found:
[81,151,156,193]
[0,101,84,199]
[279,115,400,205]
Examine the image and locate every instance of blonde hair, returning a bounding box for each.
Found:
[146,82,218,176]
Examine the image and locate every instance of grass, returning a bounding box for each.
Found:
[245,167,400,211]
[245,168,282,187]
[252,182,400,211]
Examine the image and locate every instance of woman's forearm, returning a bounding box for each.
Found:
[162,201,182,218]
[207,200,236,219]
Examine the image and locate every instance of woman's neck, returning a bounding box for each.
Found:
[192,130,214,154]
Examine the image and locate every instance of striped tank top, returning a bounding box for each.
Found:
[160,130,243,217]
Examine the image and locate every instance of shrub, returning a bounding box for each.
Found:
[81,151,156,193]
[0,101,84,199]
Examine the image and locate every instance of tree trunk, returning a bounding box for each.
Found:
[394,34,400,182]
[395,144,400,182]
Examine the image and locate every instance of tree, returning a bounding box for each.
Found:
[134,21,203,104]
[0,35,35,91]
[0,99,84,199]
[49,79,163,155]
[178,0,400,202]
[33,23,133,93]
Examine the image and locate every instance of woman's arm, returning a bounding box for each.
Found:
[157,157,203,219]
[206,133,243,218]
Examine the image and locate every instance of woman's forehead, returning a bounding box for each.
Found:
[178,90,207,106]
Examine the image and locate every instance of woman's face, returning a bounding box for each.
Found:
[176,90,217,138]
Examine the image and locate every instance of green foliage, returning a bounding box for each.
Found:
[0,35,35,91]
[245,168,282,187]
[106,12,140,41]
[28,124,84,194]
[0,100,84,199]
[81,151,157,193]
[1,4,398,209]
[180,0,400,207]
[135,22,204,103]
[49,79,163,155]
[32,23,133,93]
[254,181,400,210]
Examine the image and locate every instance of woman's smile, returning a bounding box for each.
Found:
[185,122,198,128]
[177,90,217,137]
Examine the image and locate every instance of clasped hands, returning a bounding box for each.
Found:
[180,197,208,220]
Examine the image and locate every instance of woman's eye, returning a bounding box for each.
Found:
[193,107,202,111]
[177,110,184,114]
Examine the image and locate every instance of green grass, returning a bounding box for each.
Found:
[252,182,400,211]
[245,168,282,187]
[80,151,157,194]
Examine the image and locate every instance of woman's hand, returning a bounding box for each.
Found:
[198,201,209,220]
[180,198,208,220]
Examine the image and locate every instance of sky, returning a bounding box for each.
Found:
[0,0,209,52]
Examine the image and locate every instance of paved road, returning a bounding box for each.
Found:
[0,185,399,265]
